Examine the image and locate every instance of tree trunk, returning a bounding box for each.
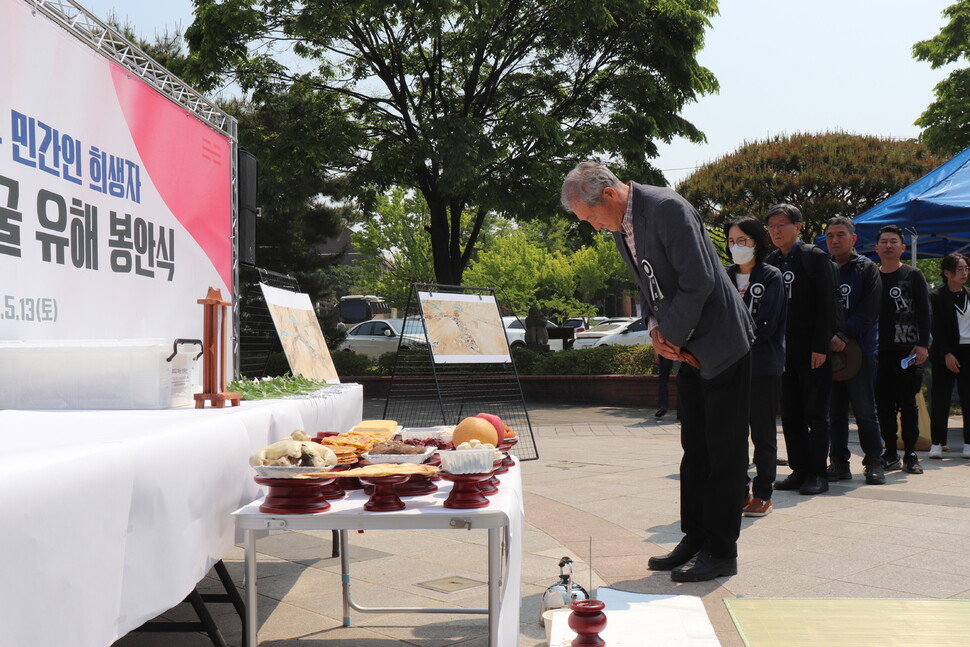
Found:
[426,192,462,286]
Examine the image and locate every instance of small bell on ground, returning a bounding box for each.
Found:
[539,556,590,626]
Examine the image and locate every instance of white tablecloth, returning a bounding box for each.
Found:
[0,384,362,647]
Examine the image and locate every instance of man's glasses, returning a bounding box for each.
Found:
[767,223,793,232]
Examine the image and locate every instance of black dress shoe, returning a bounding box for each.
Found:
[654,407,667,418]
[647,540,700,571]
[671,552,738,582]
[773,472,805,490]
[798,474,829,495]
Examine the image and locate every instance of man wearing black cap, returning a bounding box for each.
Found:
[824,216,884,485]
[766,204,840,495]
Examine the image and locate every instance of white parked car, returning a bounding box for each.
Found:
[572,318,649,349]
[337,318,427,358]
[502,316,565,351]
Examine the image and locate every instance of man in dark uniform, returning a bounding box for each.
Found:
[561,162,754,582]
[824,216,884,485]
[766,204,840,495]
[875,224,930,474]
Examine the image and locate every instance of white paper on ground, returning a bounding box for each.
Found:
[548,587,720,646]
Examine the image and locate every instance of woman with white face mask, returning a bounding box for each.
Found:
[723,217,787,517]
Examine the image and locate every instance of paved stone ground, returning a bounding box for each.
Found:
[114,399,970,646]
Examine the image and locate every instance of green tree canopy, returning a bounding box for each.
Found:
[185,0,719,286]
[350,188,437,310]
[913,0,970,155]
[677,132,946,242]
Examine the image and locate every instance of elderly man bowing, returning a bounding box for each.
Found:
[561,162,754,582]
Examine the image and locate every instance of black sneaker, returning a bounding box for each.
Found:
[884,455,902,471]
[903,454,924,474]
[863,463,885,485]
[826,462,852,481]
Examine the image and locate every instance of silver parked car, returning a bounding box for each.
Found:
[572,318,649,349]
[337,318,427,358]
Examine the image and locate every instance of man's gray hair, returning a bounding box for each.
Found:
[560,162,621,211]
[826,215,855,235]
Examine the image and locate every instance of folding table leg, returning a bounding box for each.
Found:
[186,589,230,647]
[340,529,351,627]
[245,529,258,647]
[487,527,501,647]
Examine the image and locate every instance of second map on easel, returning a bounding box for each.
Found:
[260,282,339,382]
[417,291,510,364]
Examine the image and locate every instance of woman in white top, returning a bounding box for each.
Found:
[929,253,970,458]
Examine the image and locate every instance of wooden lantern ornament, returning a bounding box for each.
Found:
[194,287,241,408]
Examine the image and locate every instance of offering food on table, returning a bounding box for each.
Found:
[369,440,425,455]
[352,419,399,433]
[318,430,393,454]
[314,463,440,478]
[456,439,503,462]
[452,416,500,448]
[403,437,452,450]
[249,430,337,467]
[474,412,518,440]
[328,445,359,464]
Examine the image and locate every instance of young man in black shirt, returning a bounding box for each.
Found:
[875,225,930,474]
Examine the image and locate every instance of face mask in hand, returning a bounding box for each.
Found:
[730,244,755,265]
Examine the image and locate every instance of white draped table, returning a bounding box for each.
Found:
[0,384,362,647]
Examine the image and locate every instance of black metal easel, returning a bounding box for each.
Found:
[382,283,538,461]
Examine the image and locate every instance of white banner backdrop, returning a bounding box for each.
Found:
[0,0,233,344]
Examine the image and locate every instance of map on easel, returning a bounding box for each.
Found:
[418,291,510,363]
[260,283,339,382]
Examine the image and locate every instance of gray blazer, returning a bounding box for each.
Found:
[613,183,754,379]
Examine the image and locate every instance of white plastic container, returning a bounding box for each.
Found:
[437,448,495,474]
[0,339,200,410]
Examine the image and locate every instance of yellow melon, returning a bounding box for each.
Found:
[452,416,499,447]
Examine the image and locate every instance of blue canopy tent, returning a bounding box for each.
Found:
[815,146,970,259]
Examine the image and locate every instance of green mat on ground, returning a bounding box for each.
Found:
[725,598,970,646]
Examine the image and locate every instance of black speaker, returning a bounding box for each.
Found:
[238,149,257,266]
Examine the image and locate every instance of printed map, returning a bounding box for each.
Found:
[420,295,509,362]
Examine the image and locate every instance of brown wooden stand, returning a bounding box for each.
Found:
[194,287,241,408]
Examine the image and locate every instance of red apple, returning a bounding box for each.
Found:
[475,412,504,439]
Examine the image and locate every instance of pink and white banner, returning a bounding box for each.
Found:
[0,0,233,342]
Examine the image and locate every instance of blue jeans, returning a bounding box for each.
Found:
[829,352,882,466]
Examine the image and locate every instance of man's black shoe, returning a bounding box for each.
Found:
[798,474,829,495]
[864,463,886,485]
[903,454,924,474]
[670,552,738,582]
[647,540,700,571]
[826,462,851,481]
[654,408,667,418]
[773,472,805,490]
